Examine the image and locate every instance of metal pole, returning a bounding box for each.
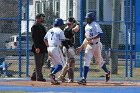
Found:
[26,0,30,77]
[80,0,84,77]
[18,0,22,77]
[111,0,120,74]
[130,0,133,77]
[125,0,129,77]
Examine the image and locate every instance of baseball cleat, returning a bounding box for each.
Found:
[50,80,60,85]
[58,75,66,82]
[67,79,74,83]
[106,71,110,82]
[49,74,56,83]
[77,79,86,85]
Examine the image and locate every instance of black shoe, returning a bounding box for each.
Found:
[31,77,46,82]
[31,77,36,81]
[77,79,86,85]
[37,78,46,82]
[49,74,55,82]
[106,71,110,82]
[49,73,60,85]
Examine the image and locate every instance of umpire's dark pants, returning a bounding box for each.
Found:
[31,53,45,80]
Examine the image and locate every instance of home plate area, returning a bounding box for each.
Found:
[0,80,140,87]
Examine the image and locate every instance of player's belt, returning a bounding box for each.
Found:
[90,42,98,45]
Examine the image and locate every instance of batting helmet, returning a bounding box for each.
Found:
[85,12,96,21]
[54,18,64,26]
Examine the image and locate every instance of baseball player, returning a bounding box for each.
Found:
[44,18,65,85]
[76,12,110,85]
[58,17,80,83]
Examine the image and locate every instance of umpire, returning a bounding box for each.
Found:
[30,14,47,82]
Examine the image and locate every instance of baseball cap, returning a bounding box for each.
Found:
[35,13,45,19]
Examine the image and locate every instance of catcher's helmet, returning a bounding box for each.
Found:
[54,18,64,26]
[67,17,76,24]
[85,12,96,21]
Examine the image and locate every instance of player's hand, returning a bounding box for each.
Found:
[76,47,82,55]
[35,48,40,53]
[72,25,80,32]
[86,39,92,44]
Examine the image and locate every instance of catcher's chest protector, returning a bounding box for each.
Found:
[64,28,74,39]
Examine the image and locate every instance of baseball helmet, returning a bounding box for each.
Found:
[85,12,96,21]
[54,18,64,26]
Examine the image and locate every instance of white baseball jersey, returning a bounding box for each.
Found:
[44,27,65,47]
[84,21,105,67]
[85,22,103,44]
[44,27,65,67]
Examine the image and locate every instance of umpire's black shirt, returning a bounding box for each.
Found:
[31,23,47,53]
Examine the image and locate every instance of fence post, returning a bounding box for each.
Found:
[80,0,84,78]
[125,0,129,77]
[130,0,133,77]
[26,0,30,78]
[18,0,22,77]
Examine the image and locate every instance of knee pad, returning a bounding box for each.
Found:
[68,59,75,68]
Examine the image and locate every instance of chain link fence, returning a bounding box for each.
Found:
[0,0,139,82]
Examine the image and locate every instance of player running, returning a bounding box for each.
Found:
[44,18,65,85]
[76,12,110,85]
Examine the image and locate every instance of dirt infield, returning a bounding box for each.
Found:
[0,80,140,87]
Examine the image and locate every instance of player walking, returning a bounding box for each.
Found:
[58,17,79,83]
[76,12,110,85]
[44,18,65,85]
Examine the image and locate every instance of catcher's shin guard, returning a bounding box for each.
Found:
[60,64,68,77]
[68,60,75,82]
[68,68,74,82]
[58,64,68,82]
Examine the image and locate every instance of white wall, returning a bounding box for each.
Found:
[73,0,80,21]
[60,0,67,20]
[21,3,35,33]
[103,0,112,21]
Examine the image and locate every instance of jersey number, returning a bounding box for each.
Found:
[89,32,93,37]
[51,32,54,40]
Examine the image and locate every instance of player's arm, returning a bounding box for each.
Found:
[72,24,80,32]
[44,39,48,47]
[31,26,40,48]
[31,26,41,53]
[76,38,88,54]
[93,33,103,39]
[61,40,69,49]
[93,23,103,39]
[44,33,49,47]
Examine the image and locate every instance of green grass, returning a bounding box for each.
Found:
[4,60,140,81]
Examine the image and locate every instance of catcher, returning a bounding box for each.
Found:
[58,17,79,83]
